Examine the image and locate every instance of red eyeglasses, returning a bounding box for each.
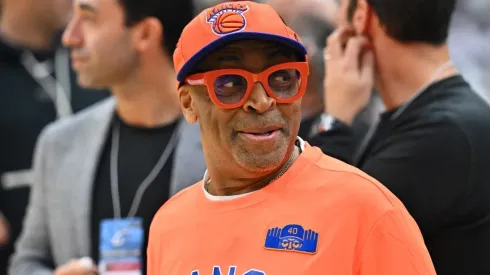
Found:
[184,62,309,109]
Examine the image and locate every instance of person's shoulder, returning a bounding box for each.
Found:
[301,148,403,211]
[409,77,490,133]
[40,97,115,142]
[151,182,202,231]
[394,81,490,155]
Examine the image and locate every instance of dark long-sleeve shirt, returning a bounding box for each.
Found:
[310,75,490,275]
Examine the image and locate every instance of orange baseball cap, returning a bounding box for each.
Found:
[173,1,307,82]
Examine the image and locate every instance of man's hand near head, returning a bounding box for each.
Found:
[324,27,375,125]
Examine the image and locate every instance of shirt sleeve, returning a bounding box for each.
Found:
[359,119,472,236]
[355,207,436,275]
[147,218,163,275]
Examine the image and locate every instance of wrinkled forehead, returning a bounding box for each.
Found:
[194,39,304,72]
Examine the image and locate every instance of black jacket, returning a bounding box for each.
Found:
[0,37,109,274]
[310,76,490,275]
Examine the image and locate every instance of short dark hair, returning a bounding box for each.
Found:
[118,0,195,58]
[348,0,456,45]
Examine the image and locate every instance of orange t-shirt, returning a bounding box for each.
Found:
[148,145,436,275]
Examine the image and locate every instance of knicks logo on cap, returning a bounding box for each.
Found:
[206,3,249,35]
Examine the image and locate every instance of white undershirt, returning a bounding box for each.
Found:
[202,137,306,201]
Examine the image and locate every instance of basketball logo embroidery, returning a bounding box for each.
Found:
[206,3,249,35]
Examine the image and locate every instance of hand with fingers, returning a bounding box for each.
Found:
[323,27,375,125]
[54,258,98,275]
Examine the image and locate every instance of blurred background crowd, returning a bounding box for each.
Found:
[0,0,489,274]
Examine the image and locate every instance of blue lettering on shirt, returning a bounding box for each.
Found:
[191,266,265,275]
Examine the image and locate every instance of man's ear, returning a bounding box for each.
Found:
[352,0,372,35]
[178,85,198,124]
[131,17,162,53]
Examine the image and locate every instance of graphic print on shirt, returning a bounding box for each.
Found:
[264,224,318,254]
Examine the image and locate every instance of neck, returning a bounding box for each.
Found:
[0,5,56,50]
[112,63,182,127]
[206,145,300,196]
[374,42,458,110]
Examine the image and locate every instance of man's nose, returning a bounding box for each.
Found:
[242,82,276,113]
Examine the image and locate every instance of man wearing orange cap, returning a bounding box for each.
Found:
[147,2,436,274]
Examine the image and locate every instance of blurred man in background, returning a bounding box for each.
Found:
[9,0,205,274]
[313,0,490,273]
[0,0,108,273]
